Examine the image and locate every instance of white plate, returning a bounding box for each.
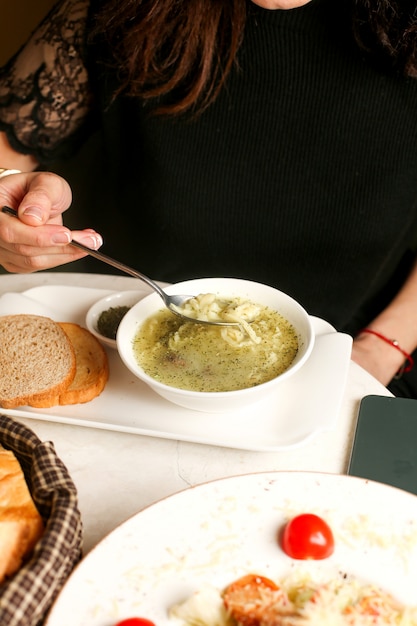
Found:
[0,286,352,451]
[44,471,417,625]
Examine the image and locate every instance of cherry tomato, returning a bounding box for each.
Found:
[114,619,156,626]
[280,513,335,560]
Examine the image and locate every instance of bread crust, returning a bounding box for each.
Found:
[57,322,109,405]
[0,449,44,584]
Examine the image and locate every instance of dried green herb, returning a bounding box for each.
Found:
[97,305,131,339]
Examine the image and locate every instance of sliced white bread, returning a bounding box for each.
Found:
[0,448,44,584]
[0,314,76,409]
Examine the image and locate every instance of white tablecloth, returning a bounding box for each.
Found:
[0,272,392,554]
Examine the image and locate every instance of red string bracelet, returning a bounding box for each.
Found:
[359,328,414,377]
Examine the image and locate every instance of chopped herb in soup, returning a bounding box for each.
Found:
[132,295,298,392]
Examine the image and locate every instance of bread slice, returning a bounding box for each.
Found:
[0,314,76,409]
[0,448,44,584]
[56,322,109,405]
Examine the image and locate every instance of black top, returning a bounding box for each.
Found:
[1,0,417,339]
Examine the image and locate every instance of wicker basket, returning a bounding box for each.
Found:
[0,415,83,626]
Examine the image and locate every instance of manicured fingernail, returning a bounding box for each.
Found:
[52,231,72,244]
[22,206,43,222]
[76,234,103,249]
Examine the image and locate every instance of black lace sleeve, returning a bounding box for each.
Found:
[0,0,95,163]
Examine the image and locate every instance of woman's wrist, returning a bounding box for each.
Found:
[356,328,414,377]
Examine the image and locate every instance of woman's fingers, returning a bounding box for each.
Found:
[0,172,103,272]
[0,227,104,273]
[0,171,72,224]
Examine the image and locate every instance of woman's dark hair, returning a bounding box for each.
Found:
[351,1,417,78]
[90,0,417,116]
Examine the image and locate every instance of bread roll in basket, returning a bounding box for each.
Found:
[0,415,82,626]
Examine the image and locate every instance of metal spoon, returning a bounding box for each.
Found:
[1,206,238,326]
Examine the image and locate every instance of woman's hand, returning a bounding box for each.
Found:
[0,171,103,273]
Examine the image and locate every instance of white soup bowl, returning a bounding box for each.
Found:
[116,278,314,413]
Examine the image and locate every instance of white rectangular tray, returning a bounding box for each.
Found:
[0,285,352,451]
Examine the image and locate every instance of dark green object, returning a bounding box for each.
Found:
[348,395,417,495]
[97,306,131,339]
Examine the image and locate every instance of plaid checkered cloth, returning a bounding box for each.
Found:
[0,415,83,626]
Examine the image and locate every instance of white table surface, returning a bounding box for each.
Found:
[0,272,392,555]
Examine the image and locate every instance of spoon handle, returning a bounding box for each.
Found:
[1,206,166,300]
[69,239,164,296]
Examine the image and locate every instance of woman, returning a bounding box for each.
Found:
[0,0,417,396]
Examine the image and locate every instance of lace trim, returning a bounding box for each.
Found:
[0,0,94,160]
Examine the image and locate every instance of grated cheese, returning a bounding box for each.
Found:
[169,573,417,626]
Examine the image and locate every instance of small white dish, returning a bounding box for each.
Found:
[85,290,143,349]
